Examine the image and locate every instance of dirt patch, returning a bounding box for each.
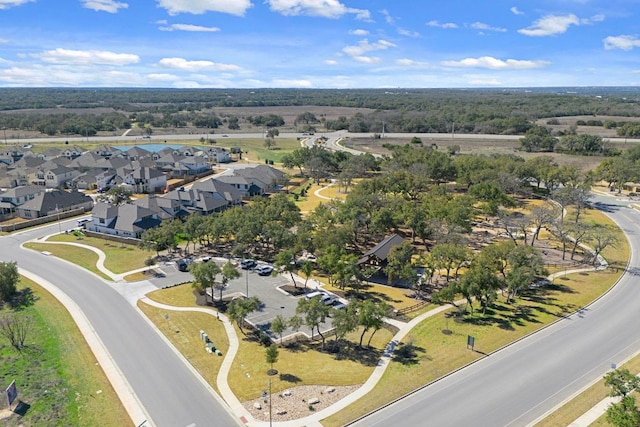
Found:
[242,384,362,422]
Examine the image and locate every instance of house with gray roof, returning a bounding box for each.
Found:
[86,202,160,239]
[16,189,93,219]
[122,167,167,194]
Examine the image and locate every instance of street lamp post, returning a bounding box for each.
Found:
[246,267,249,297]
[266,368,278,427]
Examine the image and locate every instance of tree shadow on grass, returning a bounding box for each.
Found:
[324,340,382,367]
[279,373,302,384]
[8,288,37,310]
[392,342,428,366]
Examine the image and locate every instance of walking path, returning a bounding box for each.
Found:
[25,232,616,427]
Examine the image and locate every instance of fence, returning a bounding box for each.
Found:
[0,208,86,233]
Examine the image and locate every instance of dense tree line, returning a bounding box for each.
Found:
[3,88,640,136]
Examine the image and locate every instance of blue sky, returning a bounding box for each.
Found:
[0,0,639,88]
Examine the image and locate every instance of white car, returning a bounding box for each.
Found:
[255,264,274,276]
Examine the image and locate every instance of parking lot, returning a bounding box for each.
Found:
[149,259,340,340]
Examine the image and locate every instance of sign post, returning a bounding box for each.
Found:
[467,335,475,351]
[5,380,18,411]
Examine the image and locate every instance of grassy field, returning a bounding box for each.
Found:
[47,234,150,274]
[0,277,129,426]
[137,301,228,396]
[22,242,111,281]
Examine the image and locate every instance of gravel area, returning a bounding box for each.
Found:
[242,384,362,422]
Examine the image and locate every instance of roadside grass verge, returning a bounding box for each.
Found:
[0,277,128,426]
[537,355,640,427]
[137,301,228,396]
[145,284,200,308]
[22,242,111,281]
[322,207,628,426]
[47,234,150,274]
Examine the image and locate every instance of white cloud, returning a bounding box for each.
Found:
[146,73,180,81]
[603,35,640,51]
[34,48,139,65]
[426,20,458,29]
[470,22,507,32]
[81,0,128,13]
[583,14,605,25]
[324,59,338,65]
[395,58,429,67]
[398,28,420,37]
[159,23,220,32]
[272,79,313,88]
[158,57,241,71]
[353,56,381,64]
[510,6,524,16]
[267,0,370,20]
[342,39,396,57]
[381,9,394,25]
[350,29,369,36]
[156,0,252,16]
[0,38,8,44]
[0,0,34,10]
[442,56,550,70]
[518,14,580,36]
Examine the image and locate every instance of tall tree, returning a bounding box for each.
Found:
[189,261,221,303]
[384,241,415,286]
[270,315,287,345]
[296,297,330,350]
[227,296,261,335]
[0,261,19,302]
[330,302,358,353]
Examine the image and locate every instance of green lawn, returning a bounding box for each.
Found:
[22,242,112,281]
[0,277,129,426]
[137,300,230,396]
[47,234,151,274]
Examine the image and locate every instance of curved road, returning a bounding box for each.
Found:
[0,221,239,427]
[352,195,640,427]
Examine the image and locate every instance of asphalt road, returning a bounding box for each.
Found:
[1,220,240,427]
[351,195,640,427]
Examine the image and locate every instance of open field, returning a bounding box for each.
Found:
[22,242,111,280]
[0,277,128,427]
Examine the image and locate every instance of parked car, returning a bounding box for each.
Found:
[305,291,325,301]
[240,259,257,269]
[200,256,212,262]
[176,259,189,272]
[320,293,338,306]
[255,264,274,276]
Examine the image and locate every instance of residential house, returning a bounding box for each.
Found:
[0,185,46,218]
[60,145,85,159]
[216,175,263,197]
[44,165,80,188]
[16,189,93,219]
[86,202,160,239]
[191,178,243,206]
[69,152,103,170]
[133,194,187,220]
[124,146,152,161]
[201,146,231,163]
[122,167,166,194]
[93,145,122,158]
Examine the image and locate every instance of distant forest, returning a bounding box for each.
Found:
[1,87,640,137]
